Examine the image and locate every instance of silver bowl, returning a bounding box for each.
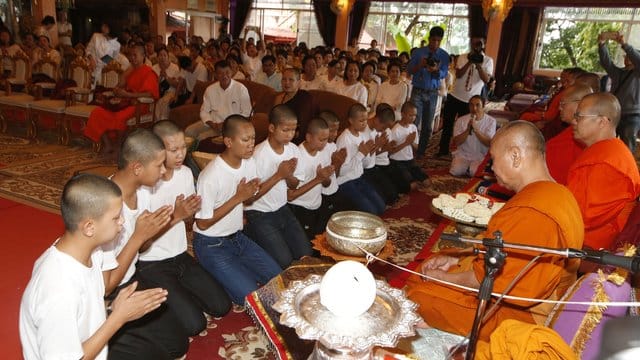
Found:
[326,211,387,256]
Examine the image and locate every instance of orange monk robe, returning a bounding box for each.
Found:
[546,127,585,185]
[83,65,159,142]
[520,88,565,124]
[405,181,583,341]
[566,138,640,250]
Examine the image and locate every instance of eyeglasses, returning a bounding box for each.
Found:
[573,112,601,120]
[559,99,580,107]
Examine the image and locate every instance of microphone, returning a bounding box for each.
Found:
[570,248,640,273]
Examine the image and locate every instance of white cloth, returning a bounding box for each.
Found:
[181,62,208,93]
[254,71,282,91]
[152,62,181,93]
[338,82,368,107]
[20,245,113,360]
[246,140,304,212]
[139,166,194,261]
[57,22,72,47]
[31,48,61,66]
[361,126,376,169]
[376,81,410,120]
[450,53,494,103]
[232,71,246,80]
[199,79,251,124]
[335,129,367,185]
[86,34,121,85]
[242,53,262,80]
[195,156,257,237]
[320,142,339,195]
[389,122,418,161]
[1,44,24,71]
[300,76,325,91]
[372,128,392,166]
[452,113,496,161]
[323,76,342,93]
[101,187,151,286]
[290,143,330,210]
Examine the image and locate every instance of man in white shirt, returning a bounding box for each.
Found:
[185,59,252,141]
[437,37,494,157]
[450,95,497,176]
[254,55,282,91]
[20,174,168,360]
[177,55,208,106]
[57,11,72,47]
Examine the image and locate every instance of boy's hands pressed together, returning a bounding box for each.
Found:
[172,194,201,222]
[276,158,298,179]
[236,177,260,201]
[133,205,173,242]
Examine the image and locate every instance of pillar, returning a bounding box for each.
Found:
[484,17,503,73]
[334,0,354,49]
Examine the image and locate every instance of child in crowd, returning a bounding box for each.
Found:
[389,102,430,189]
[370,104,411,195]
[335,103,386,215]
[20,174,168,360]
[136,120,231,337]
[193,115,281,305]
[288,118,335,240]
[243,104,313,268]
[362,104,399,204]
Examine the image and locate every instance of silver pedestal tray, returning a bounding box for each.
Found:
[273,274,421,359]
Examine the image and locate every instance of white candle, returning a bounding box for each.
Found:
[319,261,377,317]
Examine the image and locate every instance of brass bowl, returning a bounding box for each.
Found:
[326,211,387,256]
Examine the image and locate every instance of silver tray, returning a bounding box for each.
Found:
[273,274,421,352]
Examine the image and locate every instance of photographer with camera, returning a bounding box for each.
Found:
[598,31,640,154]
[437,37,493,158]
[408,26,450,158]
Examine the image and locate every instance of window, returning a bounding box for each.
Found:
[362,2,469,55]
[534,7,640,74]
[246,0,323,47]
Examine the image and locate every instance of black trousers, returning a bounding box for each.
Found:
[438,95,470,155]
[107,276,190,360]
[363,166,399,205]
[378,163,411,194]
[136,251,232,336]
[390,159,428,184]
[289,203,331,240]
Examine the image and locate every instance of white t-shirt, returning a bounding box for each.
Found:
[324,76,342,93]
[195,156,257,237]
[152,62,181,93]
[290,143,330,210]
[390,122,418,161]
[452,113,497,162]
[254,71,282,91]
[181,62,208,93]
[338,82,368,107]
[335,129,366,185]
[20,245,113,360]
[139,166,194,261]
[242,53,263,80]
[372,128,392,166]
[58,22,72,47]
[361,126,376,169]
[300,76,326,91]
[101,187,151,286]
[450,53,494,103]
[246,140,304,213]
[321,142,339,195]
[200,79,252,124]
[376,81,410,120]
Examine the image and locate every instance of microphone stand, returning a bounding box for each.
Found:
[439,231,640,360]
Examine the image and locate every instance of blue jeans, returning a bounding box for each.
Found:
[244,205,313,269]
[337,177,386,215]
[618,113,640,154]
[411,87,439,156]
[192,231,281,305]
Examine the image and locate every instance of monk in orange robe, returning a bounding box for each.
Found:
[545,84,592,185]
[567,92,640,251]
[84,45,159,152]
[406,121,584,341]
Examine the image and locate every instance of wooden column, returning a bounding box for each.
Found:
[484,17,503,73]
[334,0,354,49]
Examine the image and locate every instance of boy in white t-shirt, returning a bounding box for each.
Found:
[20,174,168,360]
[370,104,411,195]
[193,115,281,305]
[103,129,189,359]
[335,104,386,215]
[135,121,231,337]
[389,102,430,189]
[287,118,335,239]
[244,104,313,268]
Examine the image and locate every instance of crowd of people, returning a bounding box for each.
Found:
[11,10,640,359]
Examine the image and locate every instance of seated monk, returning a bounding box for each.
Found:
[545,84,592,185]
[406,121,584,341]
[83,44,159,153]
[567,92,640,251]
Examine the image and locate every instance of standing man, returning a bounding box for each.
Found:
[437,37,493,157]
[407,26,449,158]
[598,31,640,154]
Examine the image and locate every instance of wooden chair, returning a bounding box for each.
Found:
[0,52,35,136]
[28,55,65,141]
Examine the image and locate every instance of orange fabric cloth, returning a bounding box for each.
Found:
[567,138,640,250]
[520,89,565,123]
[83,65,159,142]
[545,127,585,185]
[476,319,577,360]
[405,181,583,341]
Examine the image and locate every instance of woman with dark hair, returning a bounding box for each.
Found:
[275,67,316,144]
[86,22,121,86]
[0,28,25,77]
[337,60,367,107]
[299,54,325,91]
[226,53,246,80]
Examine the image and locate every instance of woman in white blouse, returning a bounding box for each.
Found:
[376,61,410,120]
[337,60,367,107]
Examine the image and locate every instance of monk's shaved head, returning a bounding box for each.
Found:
[579,93,621,127]
[118,129,165,169]
[573,72,600,93]
[563,84,593,102]
[492,120,546,157]
[61,174,122,232]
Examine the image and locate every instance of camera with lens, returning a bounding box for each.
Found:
[424,56,439,68]
[468,52,484,64]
